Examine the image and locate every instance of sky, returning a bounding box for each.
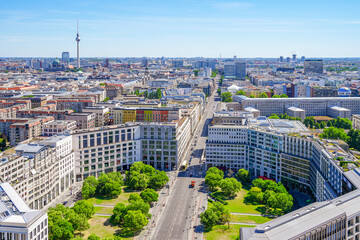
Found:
[1,0,360,58]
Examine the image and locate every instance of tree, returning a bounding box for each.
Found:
[272,95,280,98]
[148,170,169,190]
[259,92,268,98]
[127,200,150,216]
[320,121,327,129]
[315,122,321,129]
[219,178,242,197]
[236,168,250,183]
[128,193,142,203]
[221,92,232,102]
[123,210,149,233]
[236,90,246,95]
[82,176,98,199]
[69,213,90,233]
[207,167,224,178]
[280,94,288,98]
[156,88,162,99]
[50,220,74,240]
[268,113,280,119]
[320,127,349,141]
[249,95,255,98]
[128,172,150,190]
[205,173,223,191]
[140,188,159,204]
[87,234,101,240]
[246,187,262,201]
[72,200,94,219]
[96,174,122,198]
[111,203,128,224]
[200,208,219,229]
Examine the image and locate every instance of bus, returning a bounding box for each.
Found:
[180,161,187,171]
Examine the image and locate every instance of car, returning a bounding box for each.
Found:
[63,201,68,205]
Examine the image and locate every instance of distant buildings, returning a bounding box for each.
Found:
[304,59,324,74]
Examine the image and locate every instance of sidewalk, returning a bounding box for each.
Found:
[136,171,177,240]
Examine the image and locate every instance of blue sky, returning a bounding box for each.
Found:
[1,0,360,58]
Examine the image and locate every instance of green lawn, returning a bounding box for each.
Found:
[230,214,273,224]
[81,216,134,239]
[214,188,265,214]
[204,224,254,240]
[87,187,141,206]
[93,206,114,215]
[82,216,120,239]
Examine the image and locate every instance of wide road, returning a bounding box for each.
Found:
[152,79,220,240]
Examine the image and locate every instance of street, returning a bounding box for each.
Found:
[151,79,219,240]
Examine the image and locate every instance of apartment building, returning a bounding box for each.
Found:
[16,109,74,120]
[237,96,360,117]
[83,106,110,127]
[65,112,96,129]
[0,103,29,119]
[48,98,96,112]
[206,120,347,201]
[113,107,181,124]
[0,134,75,209]
[42,120,77,136]
[9,116,54,146]
[241,188,360,240]
[0,183,48,240]
[353,114,360,130]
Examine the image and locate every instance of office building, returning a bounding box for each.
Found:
[304,59,324,74]
[353,115,360,130]
[0,134,75,209]
[206,119,349,202]
[62,52,70,65]
[279,56,284,62]
[65,112,96,129]
[224,59,246,79]
[0,182,48,240]
[72,118,193,180]
[42,120,77,136]
[241,188,360,240]
[237,96,360,117]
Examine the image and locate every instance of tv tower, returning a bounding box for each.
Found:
[75,19,80,68]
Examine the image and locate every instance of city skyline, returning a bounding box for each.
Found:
[1,0,360,58]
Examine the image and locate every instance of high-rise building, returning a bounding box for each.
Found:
[286,57,291,63]
[301,56,306,62]
[224,58,246,79]
[279,56,284,62]
[292,53,297,61]
[304,59,323,74]
[62,52,70,65]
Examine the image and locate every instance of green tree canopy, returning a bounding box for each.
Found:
[219,178,242,197]
[259,92,268,98]
[236,169,251,183]
[87,234,101,240]
[221,92,232,102]
[72,200,94,219]
[140,188,159,204]
[123,210,149,233]
[236,90,246,95]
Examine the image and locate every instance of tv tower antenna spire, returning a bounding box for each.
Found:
[75,19,81,68]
